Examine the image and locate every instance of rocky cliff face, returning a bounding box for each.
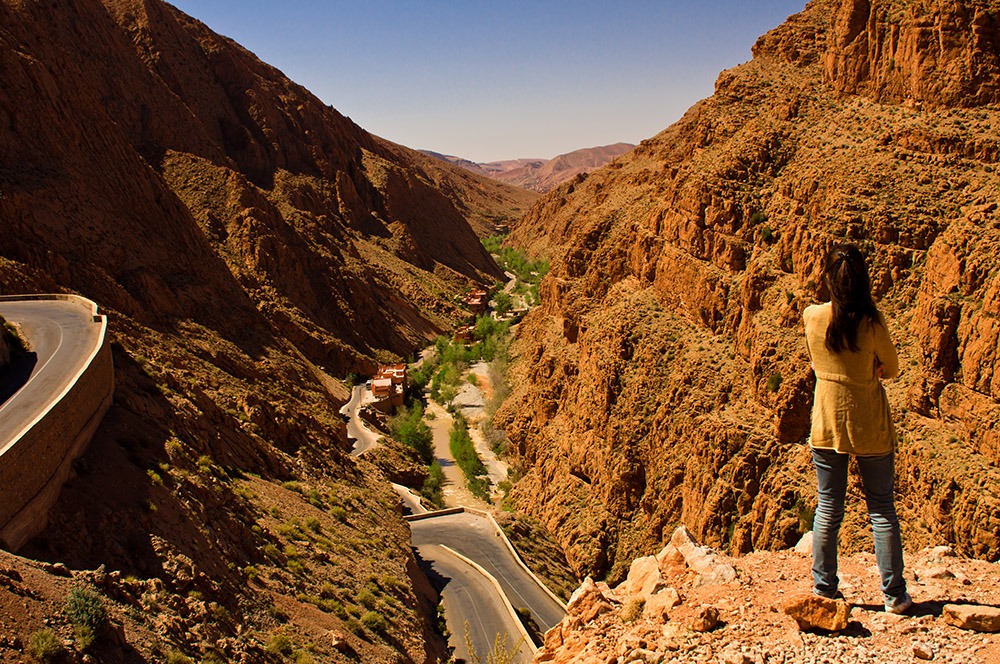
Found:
[0,0,528,660]
[499,0,1000,583]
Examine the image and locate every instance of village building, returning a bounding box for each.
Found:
[454,324,476,343]
[463,289,489,314]
[370,363,408,409]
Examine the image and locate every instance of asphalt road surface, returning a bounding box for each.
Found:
[415,543,534,664]
[410,511,567,635]
[0,300,102,451]
[341,384,381,455]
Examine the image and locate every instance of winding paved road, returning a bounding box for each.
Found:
[0,300,102,449]
[410,511,566,635]
[415,543,534,664]
[341,384,381,455]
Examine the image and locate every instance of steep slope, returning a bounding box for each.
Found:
[499,0,1000,583]
[0,0,527,660]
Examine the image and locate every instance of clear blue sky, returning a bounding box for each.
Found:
[169,1,806,162]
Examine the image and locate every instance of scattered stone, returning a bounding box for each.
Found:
[329,631,350,652]
[642,587,681,622]
[669,526,738,586]
[782,592,851,632]
[689,604,720,632]
[793,531,813,555]
[719,650,752,664]
[917,566,955,580]
[43,562,71,577]
[942,604,1000,632]
[913,642,935,660]
[922,545,956,558]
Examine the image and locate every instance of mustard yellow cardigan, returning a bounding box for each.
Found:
[803,302,899,456]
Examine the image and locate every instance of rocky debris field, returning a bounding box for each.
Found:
[538,528,1000,664]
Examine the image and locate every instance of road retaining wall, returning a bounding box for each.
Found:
[0,295,113,550]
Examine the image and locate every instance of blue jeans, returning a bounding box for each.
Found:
[811,447,906,603]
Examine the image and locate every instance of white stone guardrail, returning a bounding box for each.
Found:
[0,294,113,550]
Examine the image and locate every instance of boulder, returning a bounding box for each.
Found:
[793,531,813,555]
[669,526,738,586]
[783,592,851,632]
[566,576,614,623]
[615,555,664,598]
[689,604,720,632]
[942,604,1000,632]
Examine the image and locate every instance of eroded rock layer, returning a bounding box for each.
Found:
[500,0,1000,582]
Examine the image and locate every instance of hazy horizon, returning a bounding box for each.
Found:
[169,1,807,163]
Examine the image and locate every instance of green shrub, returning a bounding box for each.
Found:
[421,461,446,507]
[304,517,322,533]
[766,372,782,393]
[266,633,294,656]
[269,604,290,622]
[449,417,490,500]
[361,610,388,634]
[357,588,376,609]
[389,402,434,464]
[66,587,106,634]
[28,629,62,661]
[165,651,193,664]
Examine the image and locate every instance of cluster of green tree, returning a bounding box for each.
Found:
[388,402,433,464]
[449,413,490,501]
[411,316,511,405]
[481,234,549,307]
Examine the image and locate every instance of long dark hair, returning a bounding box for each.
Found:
[824,243,880,353]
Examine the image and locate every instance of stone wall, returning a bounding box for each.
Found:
[0,295,113,551]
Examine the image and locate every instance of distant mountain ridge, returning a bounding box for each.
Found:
[422,142,635,193]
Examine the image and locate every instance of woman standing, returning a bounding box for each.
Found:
[803,243,912,614]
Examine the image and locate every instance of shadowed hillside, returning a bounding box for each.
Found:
[0,0,531,660]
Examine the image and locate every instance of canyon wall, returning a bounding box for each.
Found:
[500,0,1000,582]
[0,0,531,659]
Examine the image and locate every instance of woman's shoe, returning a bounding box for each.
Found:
[885,592,913,614]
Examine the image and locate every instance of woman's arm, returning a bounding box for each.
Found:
[874,311,900,379]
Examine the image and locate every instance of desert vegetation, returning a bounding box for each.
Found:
[482,235,549,307]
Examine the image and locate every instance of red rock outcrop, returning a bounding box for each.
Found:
[499,0,1000,582]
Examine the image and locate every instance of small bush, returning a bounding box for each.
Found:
[28,629,62,661]
[165,651,193,664]
[269,604,290,623]
[266,633,294,656]
[66,587,106,634]
[74,623,95,650]
[361,610,388,634]
[621,596,645,623]
[357,588,376,609]
[766,372,782,393]
[304,517,322,533]
[329,506,348,522]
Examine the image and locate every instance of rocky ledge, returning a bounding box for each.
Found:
[537,528,1000,664]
